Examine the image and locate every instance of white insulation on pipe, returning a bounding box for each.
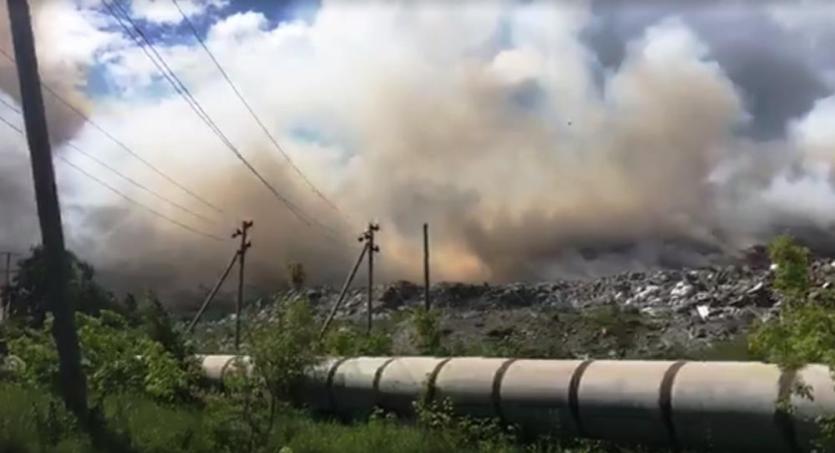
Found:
[199,356,835,452]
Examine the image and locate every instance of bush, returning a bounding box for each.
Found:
[768,235,810,304]
[747,235,835,447]
[411,307,445,356]
[7,310,199,404]
[323,325,393,356]
[137,291,192,361]
[0,383,88,452]
[211,297,323,451]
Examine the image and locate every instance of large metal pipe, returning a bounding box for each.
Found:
[198,355,835,452]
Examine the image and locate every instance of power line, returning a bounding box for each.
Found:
[58,156,224,241]
[169,0,346,217]
[0,97,20,114]
[104,0,343,240]
[0,100,216,225]
[0,112,223,242]
[0,47,224,216]
[0,112,22,134]
[64,141,216,225]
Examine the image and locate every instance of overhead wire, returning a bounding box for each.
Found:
[57,156,225,241]
[0,47,224,216]
[0,97,217,225]
[103,0,344,242]
[0,111,223,241]
[169,0,346,218]
[64,141,217,225]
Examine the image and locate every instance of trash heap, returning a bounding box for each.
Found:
[191,247,835,358]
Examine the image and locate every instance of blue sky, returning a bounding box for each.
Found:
[86,0,320,97]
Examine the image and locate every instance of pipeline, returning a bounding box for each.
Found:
[202,355,833,452]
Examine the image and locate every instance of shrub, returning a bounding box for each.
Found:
[768,235,810,304]
[747,235,835,447]
[413,396,516,452]
[323,325,393,356]
[7,310,199,404]
[411,307,444,356]
[217,297,322,451]
[137,291,192,361]
[0,383,88,452]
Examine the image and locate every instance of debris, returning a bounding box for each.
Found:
[696,305,711,321]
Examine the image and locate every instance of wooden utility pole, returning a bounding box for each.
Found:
[186,250,239,334]
[319,242,369,339]
[6,0,89,421]
[423,223,431,311]
[233,220,253,350]
[358,222,380,335]
[1,251,17,320]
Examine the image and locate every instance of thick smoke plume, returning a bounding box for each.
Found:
[2,1,835,298]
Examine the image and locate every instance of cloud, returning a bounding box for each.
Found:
[128,0,228,25]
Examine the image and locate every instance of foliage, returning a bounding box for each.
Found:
[323,324,393,356]
[410,307,445,356]
[287,263,307,290]
[211,297,323,452]
[0,383,89,452]
[137,291,192,361]
[747,235,835,447]
[768,235,810,303]
[748,235,835,369]
[749,302,835,370]
[8,310,199,404]
[413,396,517,452]
[6,246,122,326]
[248,298,320,402]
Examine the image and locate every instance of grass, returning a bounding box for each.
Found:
[0,382,663,453]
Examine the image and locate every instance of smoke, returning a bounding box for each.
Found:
[0,0,119,251]
[3,0,835,296]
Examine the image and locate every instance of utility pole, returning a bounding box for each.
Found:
[186,250,239,334]
[319,242,369,339]
[6,0,89,423]
[423,223,431,311]
[358,222,380,335]
[1,251,18,320]
[233,220,253,351]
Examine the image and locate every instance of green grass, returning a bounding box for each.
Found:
[0,383,659,453]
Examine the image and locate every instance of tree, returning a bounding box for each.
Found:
[137,291,191,361]
[6,246,120,326]
[748,235,835,447]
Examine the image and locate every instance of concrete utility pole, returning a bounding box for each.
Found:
[6,0,89,421]
[233,220,253,350]
[358,222,380,335]
[186,250,239,334]
[423,223,430,311]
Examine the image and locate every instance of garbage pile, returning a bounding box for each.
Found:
[192,247,835,358]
